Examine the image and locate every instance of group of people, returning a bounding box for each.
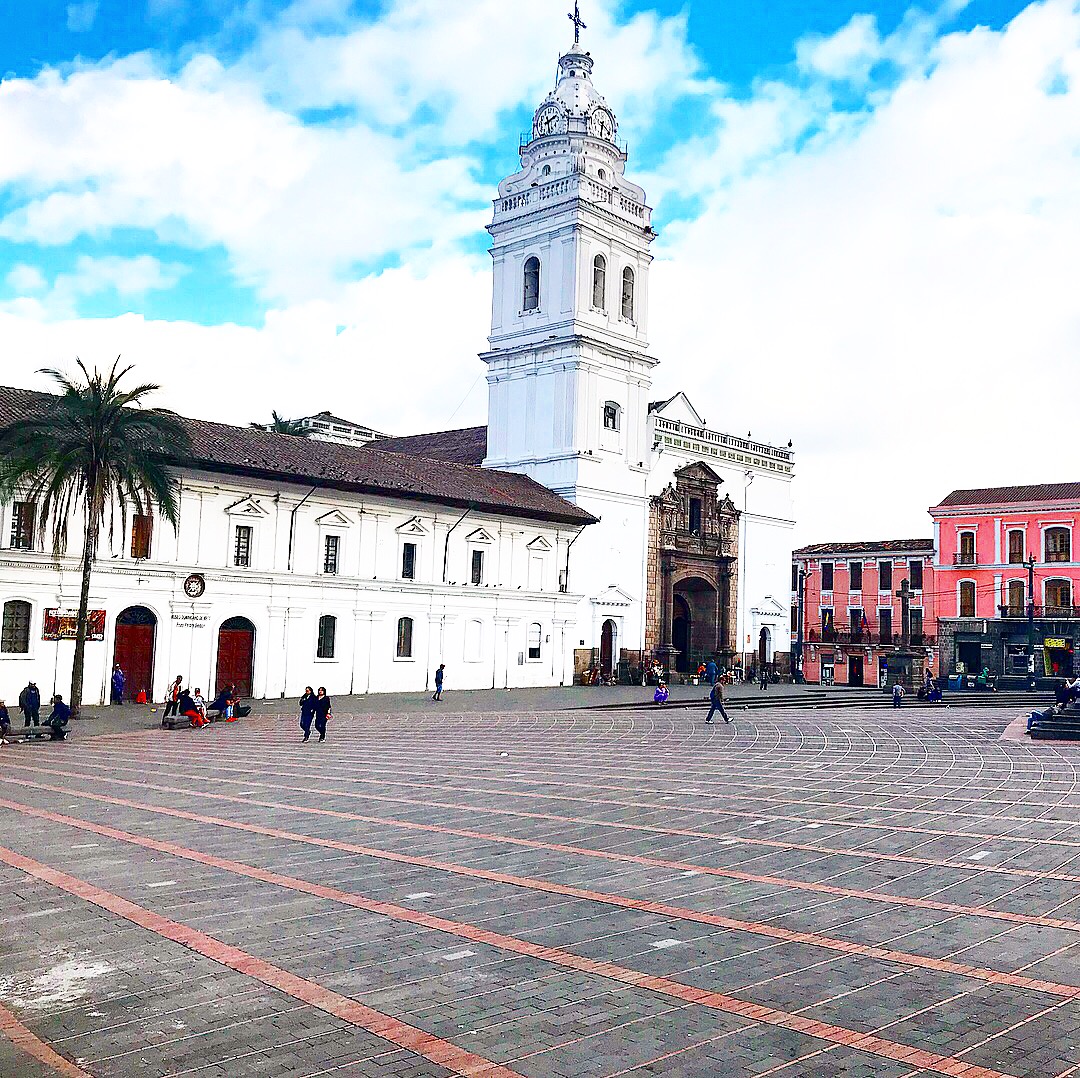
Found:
[298,687,332,742]
[0,682,72,742]
[162,675,244,728]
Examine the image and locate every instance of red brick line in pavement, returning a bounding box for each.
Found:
[81,740,1080,851]
[0,798,1020,1078]
[24,755,1080,892]
[0,844,521,1078]
[6,773,1080,1000]
[0,1001,94,1078]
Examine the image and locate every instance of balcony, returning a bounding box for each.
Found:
[953,552,977,566]
[807,627,932,647]
[998,604,1080,619]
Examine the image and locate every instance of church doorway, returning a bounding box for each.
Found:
[216,617,256,697]
[758,627,771,673]
[672,596,691,673]
[113,606,156,702]
[600,619,617,679]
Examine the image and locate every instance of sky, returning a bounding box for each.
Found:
[1,0,1075,543]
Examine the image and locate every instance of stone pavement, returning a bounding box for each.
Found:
[0,702,1077,1076]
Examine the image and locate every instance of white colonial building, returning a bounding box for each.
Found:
[0,24,795,703]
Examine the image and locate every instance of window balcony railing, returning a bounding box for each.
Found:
[1045,551,1071,563]
[953,552,977,565]
[807,628,932,647]
[998,604,1080,619]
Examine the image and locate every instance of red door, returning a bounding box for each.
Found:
[113,608,157,702]
[216,618,255,697]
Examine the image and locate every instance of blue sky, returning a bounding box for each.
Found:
[1,0,1078,538]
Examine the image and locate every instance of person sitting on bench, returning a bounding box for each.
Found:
[179,688,208,728]
[44,694,71,740]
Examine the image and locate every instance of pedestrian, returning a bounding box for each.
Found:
[705,679,729,724]
[704,658,718,685]
[299,686,317,742]
[313,687,332,742]
[892,682,905,709]
[45,694,71,740]
[19,680,40,727]
[163,675,183,718]
[0,700,10,744]
[759,666,769,691]
[432,663,445,701]
[111,663,125,705]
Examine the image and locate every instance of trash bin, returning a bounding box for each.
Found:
[948,674,963,691]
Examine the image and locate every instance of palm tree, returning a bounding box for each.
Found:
[0,360,191,717]
[251,410,310,436]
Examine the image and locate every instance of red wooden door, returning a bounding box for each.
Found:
[113,623,155,701]
[216,627,254,697]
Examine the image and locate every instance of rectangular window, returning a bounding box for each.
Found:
[9,501,34,550]
[791,606,798,632]
[527,623,542,660]
[1008,529,1025,564]
[1,600,31,654]
[878,608,892,644]
[792,564,799,592]
[821,608,835,640]
[603,403,619,430]
[910,608,924,642]
[688,498,702,535]
[130,513,153,560]
[957,532,976,565]
[820,562,834,591]
[959,581,976,618]
[401,542,416,580]
[909,559,923,590]
[878,560,892,592]
[234,525,252,568]
[396,616,413,658]
[1007,579,1025,616]
[850,562,863,591]
[323,534,340,575]
[317,615,336,659]
[471,549,484,585]
[849,608,864,639]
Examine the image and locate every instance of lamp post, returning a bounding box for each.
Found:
[1026,555,1036,690]
[738,469,753,679]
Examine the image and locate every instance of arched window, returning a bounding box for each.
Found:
[959,581,976,618]
[1007,579,1025,616]
[1046,579,1072,615]
[620,266,635,321]
[1045,527,1070,563]
[527,622,542,660]
[317,615,336,659]
[1007,529,1025,564]
[592,254,606,310]
[957,531,975,565]
[523,256,540,312]
[1,599,31,654]
[396,616,413,658]
[602,401,620,431]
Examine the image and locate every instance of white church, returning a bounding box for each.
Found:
[0,24,795,705]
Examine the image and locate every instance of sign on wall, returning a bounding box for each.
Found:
[43,608,106,641]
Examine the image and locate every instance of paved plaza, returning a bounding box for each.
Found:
[0,699,1078,1077]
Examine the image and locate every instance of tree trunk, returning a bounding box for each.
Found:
[70,510,100,720]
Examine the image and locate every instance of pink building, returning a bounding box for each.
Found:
[930,483,1080,682]
[792,540,937,687]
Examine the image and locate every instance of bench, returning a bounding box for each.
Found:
[23,723,68,742]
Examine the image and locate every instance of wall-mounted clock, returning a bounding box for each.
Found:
[183,573,206,598]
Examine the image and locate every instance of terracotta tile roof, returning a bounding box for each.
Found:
[935,483,1080,509]
[794,539,934,556]
[375,426,488,465]
[0,386,593,527]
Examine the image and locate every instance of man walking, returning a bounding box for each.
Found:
[432,664,445,701]
[892,682,905,709]
[759,666,769,691]
[19,681,40,727]
[163,675,183,718]
[705,679,730,724]
[111,663,126,705]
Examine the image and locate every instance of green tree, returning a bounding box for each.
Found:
[251,410,310,436]
[0,360,191,717]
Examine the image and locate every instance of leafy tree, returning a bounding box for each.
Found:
[0,360,191,717]
[252,410,310,436]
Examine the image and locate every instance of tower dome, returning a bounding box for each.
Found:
[531,43,618,144]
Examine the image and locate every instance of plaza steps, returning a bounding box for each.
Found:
[1027,707,1080,741]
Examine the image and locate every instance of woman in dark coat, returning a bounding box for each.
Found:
[313,687,332,743]
[299,687,317,742]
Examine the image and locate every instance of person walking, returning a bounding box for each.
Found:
[110,663,126,705]
[299,686,317,742]
[432,664,445,702]
[759,666,769,691]
[0,700,11,744]
[313,687,332,742]
[704,658,718,686]
[163,675,183,718]
[892,682,905,709]
[705,679,729,724]
[19,681,40,727]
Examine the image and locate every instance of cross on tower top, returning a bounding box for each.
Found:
[568,2,587,45]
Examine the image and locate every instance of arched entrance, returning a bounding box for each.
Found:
[600,619,617,678]
[216,617,255,697]
[672,595,692,673]
[113,606,157,702]
[758,626,771,673]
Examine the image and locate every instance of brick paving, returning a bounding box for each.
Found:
[0,703,1077,1076]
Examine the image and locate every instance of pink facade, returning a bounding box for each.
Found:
[792,541,937,687]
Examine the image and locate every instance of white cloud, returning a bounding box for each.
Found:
[6,264,47,293]
[66,1,99,33]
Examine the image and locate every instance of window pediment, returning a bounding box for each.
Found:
[396,517,430,537]
[466,527,496,545]
[527,536,552,552]
[315,509,352,528]
[225,496,269,518]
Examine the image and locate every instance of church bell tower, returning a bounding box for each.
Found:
[481,14,658,506]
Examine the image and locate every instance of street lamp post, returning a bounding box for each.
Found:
[739,469,753,680]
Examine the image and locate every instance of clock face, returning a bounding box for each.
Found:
[589,108,615,140]
[183,573,205,599]
[534,105,565,138]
